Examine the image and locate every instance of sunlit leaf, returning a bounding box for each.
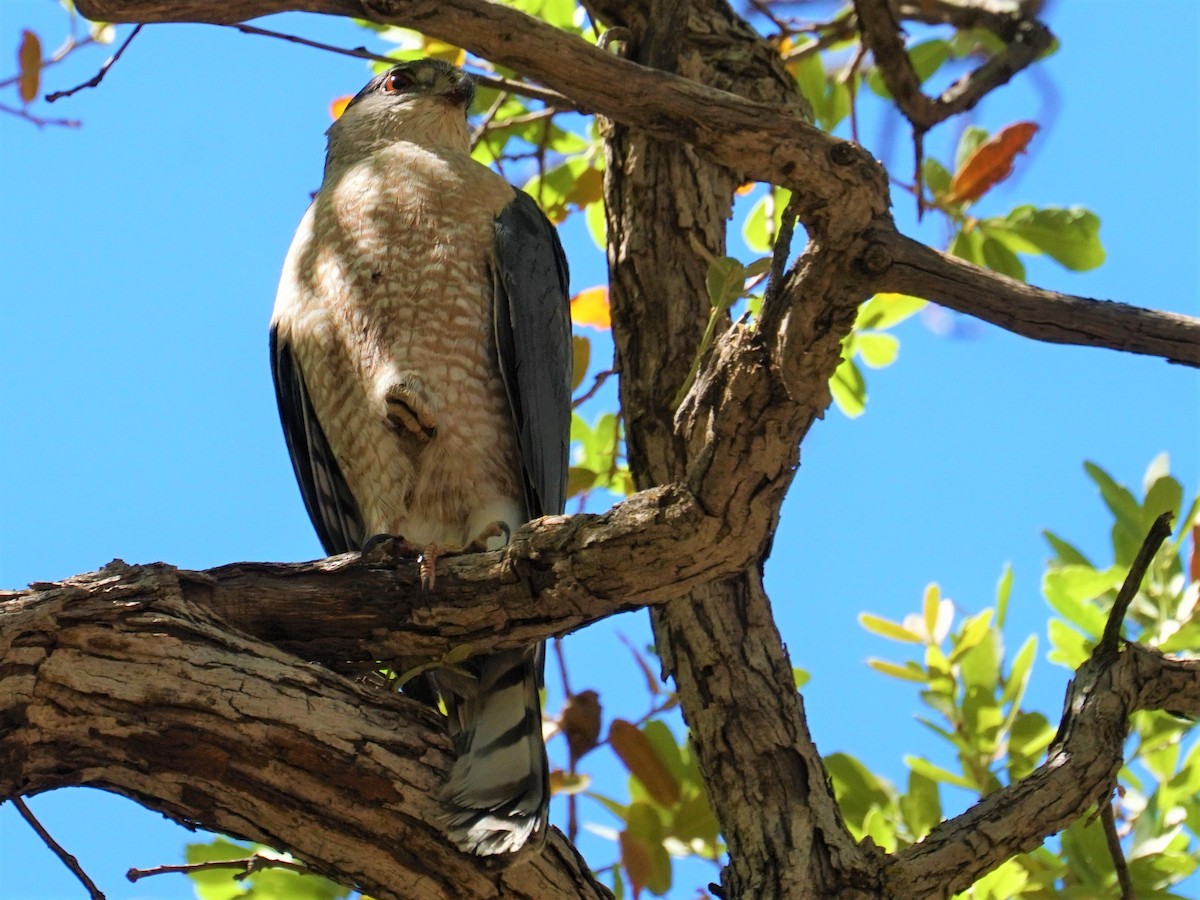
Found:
[571,286,611,330]
[867,658,929,683]
[860,612,924,644]
[1003,205,1105,271]
[829,356,866,418]
[549,769,592,795]
[856,332,900,369]
[947,122,1038,204]
[329,94,352,121]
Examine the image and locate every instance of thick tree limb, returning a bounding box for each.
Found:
[877,232,1200,365]
[0,485,741,672]
[0,578,608,899]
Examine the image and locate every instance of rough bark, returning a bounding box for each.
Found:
[7,1,1200,899]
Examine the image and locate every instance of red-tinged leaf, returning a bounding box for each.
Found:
[559,689,602,760]
[329,94,352,121]
[1190,524,1200,586]
[609,719,681,806]
[947,121,1039,204]
[619,829,652,900]
[570,286,611,330]
[18,30,42,105]
[735,182,756,196]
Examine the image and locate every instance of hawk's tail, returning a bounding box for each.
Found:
[437,645,549,856]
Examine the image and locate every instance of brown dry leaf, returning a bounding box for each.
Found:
[609,718,681,806]
[947,121,1039,204]
[18,30,42,105]
[560,689,602,760]
[570,285,611,330]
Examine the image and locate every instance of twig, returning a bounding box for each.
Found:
[1099,793,1136,900]
[469,89,508,150]
[1098,511,1174,658]
[126,854,310,883]
[45,24,142,103]
[0,101,80,128]
[553,636,573,697]
[222,23,578,110]
[763,192,804,313]
[572,369,616,408]
[10,796,106,900]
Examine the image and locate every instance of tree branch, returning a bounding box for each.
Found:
[888,644,1200,896]
[876,231,1200,366]
[0,485,746,673]
[854,0,1053,131]
[0,578,609,899]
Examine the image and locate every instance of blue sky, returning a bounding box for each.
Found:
[1,1,1197,898]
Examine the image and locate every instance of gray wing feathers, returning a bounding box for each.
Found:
[492,190,572,520]
[269,326,365,556]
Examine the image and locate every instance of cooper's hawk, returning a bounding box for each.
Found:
[269,59,571,856]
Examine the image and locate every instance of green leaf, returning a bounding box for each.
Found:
[793,667,810,690]
[1084,460,1144,530]
[958,629,1001,691]
[825,752,894,832]
[742,187,790,253]
[948,226,985,267]
[995,563,1014,629]
[922,157,952,200]
[1047,618,1091,669]
[867,658,930,683]
[904,755,974,791]
[829,356,866,418]
[949,609,994,663]
[1042,529,1093,567]
[866,39,951,99]
[856,293,927,331]
[900,769,942,841]
[1003,205,1106,271]
[705,257,749,311]
[1042,564,1122,633]
[855,332,900,369]
[860,612,924,644]
[999,634,1038,711]
[979,232,1026,281]
[955,125,991,172]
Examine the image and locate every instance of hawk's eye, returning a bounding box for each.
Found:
[382,70,414,94]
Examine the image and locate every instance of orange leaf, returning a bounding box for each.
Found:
[609,719,681,806]
[17,30,42,105]
[736,182,757,196]
[570,286,611,331]
[329,94,352,121]
[947,121,1038,204]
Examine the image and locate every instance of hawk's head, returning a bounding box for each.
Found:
[325,59,476,165]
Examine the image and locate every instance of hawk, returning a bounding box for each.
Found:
[269,59,571,856]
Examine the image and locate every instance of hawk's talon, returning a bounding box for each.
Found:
[467,520,511,553]
[418,544,442,591]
